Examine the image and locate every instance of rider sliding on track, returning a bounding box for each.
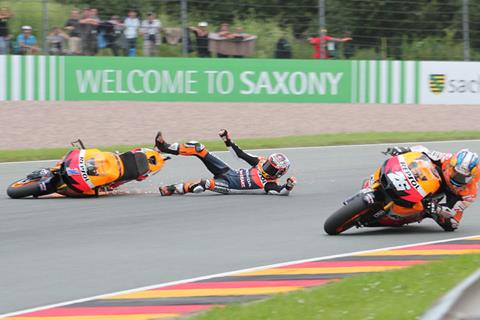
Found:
[383,145,479,231]
[154,129,296,196]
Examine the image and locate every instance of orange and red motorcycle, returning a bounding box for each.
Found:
[324,151,444,235]
[7,140,168,199]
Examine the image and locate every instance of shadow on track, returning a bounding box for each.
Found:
[329,225,444,236]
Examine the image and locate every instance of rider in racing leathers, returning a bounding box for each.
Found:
[155,129,297,196]
[383,146,479,231]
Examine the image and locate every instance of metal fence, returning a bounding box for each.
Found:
[0,0,478,60]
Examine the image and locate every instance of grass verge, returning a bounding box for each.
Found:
[193,254,480,320]
[1,131,480,163]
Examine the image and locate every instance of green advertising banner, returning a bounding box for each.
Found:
[0,56,421,103]
[64,57,351,102]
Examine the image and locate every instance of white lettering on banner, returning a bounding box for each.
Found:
[128,69,143,93]
[205,70,217,94]
[289,72,307,95]
[102,70,115,93]
[144,70,161,94]
[75,70,199,94]
[185,70,198,94]
[216,71,234,94]
[74,69,344,96]
[239,71,344,95]
[76,70,101,93]
[239,71,255,94]
[327,73,343,95]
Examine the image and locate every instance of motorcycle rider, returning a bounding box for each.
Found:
[383,145,479,231]
[154,129,297,196]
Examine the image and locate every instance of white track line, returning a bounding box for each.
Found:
[1,234,478,318]
[1,139,480,166]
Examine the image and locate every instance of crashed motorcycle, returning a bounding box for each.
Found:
[7,140,168,198]
[324,151,444,235]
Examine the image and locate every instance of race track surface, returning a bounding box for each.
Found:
[1,141,480,314]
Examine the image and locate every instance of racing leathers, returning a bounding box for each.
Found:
[384,145,479,231]
[155,131,296,196]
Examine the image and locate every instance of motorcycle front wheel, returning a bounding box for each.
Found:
[7,179,51,199]
[324,196,372,235]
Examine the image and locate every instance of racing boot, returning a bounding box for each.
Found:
[155,131,208,158]
[159,184,182,196]
[159,180,213,196]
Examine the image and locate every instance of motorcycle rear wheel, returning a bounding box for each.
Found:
[7,179,48,199]
[324,196,372,235]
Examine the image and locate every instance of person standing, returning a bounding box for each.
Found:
[47,27,69,55]
[0,7,13,54]
[309,29,351,59]
[79,8,99,55]
[16,26,40,55]
[140,12,161,57]
[64,9,82,55]
[189,21,210,57]
[124,9,140,56]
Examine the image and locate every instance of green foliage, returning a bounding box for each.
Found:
[2,131,480,162]
[0,0,479,60]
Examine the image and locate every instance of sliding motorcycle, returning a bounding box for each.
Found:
[7,140,168,198]
[324,151,444,235]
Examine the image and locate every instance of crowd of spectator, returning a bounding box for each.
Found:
[0,6,353,59]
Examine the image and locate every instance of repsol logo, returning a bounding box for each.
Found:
[79,156,91,184]
[399,159,420,190]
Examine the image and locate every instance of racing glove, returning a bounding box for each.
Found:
[425,201,459,231]
[218,129,232,146]
[383,146,410,156]
[286,176,297,191]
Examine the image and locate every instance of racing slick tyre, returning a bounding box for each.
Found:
[324,196,372,235]
[7,179,50,199]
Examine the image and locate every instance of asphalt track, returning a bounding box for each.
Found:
[1,141,480,315]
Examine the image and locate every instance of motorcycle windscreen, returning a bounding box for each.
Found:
[382,152,441,205]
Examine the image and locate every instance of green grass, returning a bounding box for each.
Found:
[193,254,480,320]
[1,131,480,162]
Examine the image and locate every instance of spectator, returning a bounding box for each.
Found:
[99,15,123,56]
[231,26,248,40]
[275,35,292,59]
[0,7,13,54]
[16,25,40,55]
[64,9,81,55]
[79,8,99,55]
[140,12,161,57]
[309,28,352,59]
[189,21,210,58]
[216,22,231,57]
[47,27,69,55]
[123,9,140,56]
[218,22,231,38]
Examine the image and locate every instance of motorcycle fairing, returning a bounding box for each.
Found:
[62,149,122,192]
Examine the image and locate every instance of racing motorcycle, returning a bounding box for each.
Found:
[7,140,168,199]
[324,151,444,235]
